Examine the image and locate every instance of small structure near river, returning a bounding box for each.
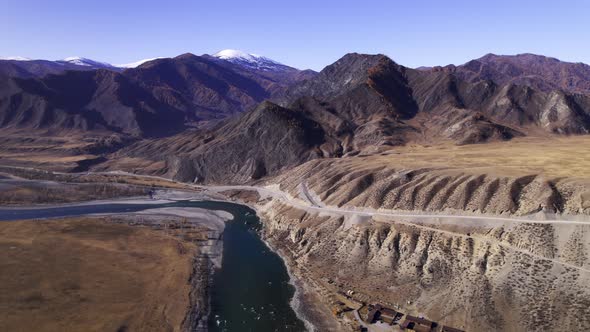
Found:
[360,302,465,332]
[365,303,403,325]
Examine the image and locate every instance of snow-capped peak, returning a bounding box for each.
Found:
[59,56,114,68]
[115,57,164,68]
[0,56,33,61]
[213,49,262,61]
[212,49,288,71]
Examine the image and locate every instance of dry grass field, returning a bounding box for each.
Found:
[0,131,103,172]
[0,182,150,205]
[373,136,590,179]
[0,218,197,332]
[0,166,195,191]
[270,135,590,215]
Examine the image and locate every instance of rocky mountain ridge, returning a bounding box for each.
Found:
[109,52,590,183]
[442,53,590,95]
[2,51,590,184]
[0,52,314,137]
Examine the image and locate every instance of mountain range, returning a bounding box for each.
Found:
[441,53,590,94]
[0,50,306,76]
[0,50,314,137]
[111,52,590,183]
[1,50,590,181]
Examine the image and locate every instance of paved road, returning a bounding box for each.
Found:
[299,182,320,207]
[6,167,590,273]
[14,167,584,226]
[206,183,590,226]
[204,183,590,274]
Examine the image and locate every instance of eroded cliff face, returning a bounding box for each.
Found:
[272,159,590,216]
[256,201,590,331]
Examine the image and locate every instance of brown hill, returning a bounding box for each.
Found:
[0,70,186,137]
[407,67,590,135]
[443,53,590,94]
[115,101,329,183]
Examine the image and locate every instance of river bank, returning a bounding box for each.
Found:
[209,189,347,331]
[262,235,348,331]
[0,196,315,332]
[143,193,325,332]
[0,167,346,331]
[0,201,233,332]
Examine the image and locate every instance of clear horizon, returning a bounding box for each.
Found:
[2,0,589,71]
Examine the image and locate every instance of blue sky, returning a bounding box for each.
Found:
[1,0,588,70]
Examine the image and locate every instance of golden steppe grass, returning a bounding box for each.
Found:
[0,218,197,332]
[372,136,590,179]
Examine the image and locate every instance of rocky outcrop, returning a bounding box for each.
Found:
[256,200,590,331]
[117,101,332,183]
[181,256,212,332]
[243,158,590,331]
[407,69,590,135]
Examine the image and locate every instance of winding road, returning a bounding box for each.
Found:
[3,168,590,274]
[204,182,590,274]
[205,182,590,226]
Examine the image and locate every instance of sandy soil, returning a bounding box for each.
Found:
[131,207,231,269]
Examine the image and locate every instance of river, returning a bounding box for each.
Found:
[0,200,307,332]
